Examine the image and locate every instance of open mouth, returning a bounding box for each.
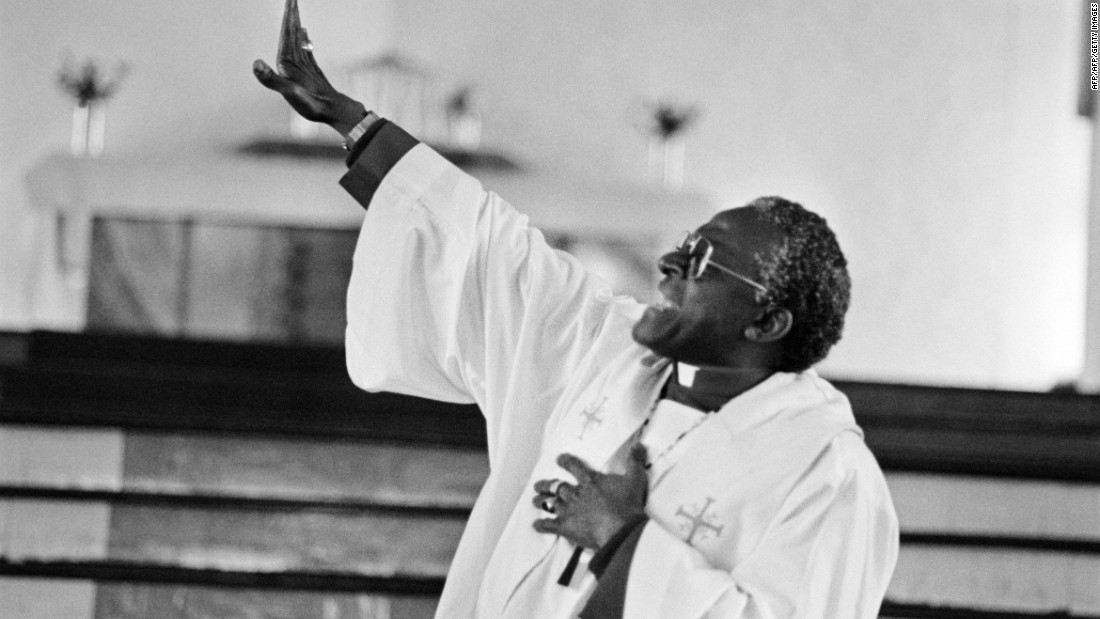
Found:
[640,292,681,324]
[653,290,681,312]
[634,292,683,349]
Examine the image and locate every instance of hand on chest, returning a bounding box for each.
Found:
[544,374,835,569]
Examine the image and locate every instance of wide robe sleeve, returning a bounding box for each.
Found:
[338,122,618,463]
[620,434,899,619]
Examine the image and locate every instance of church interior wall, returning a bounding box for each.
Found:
[0,0,1091,391]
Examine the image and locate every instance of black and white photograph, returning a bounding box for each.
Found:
[0,1,1096,618]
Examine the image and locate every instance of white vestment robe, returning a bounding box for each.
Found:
[340,124,899,618]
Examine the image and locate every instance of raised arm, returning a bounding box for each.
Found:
[253,3,627,462]
[337,128,620,442]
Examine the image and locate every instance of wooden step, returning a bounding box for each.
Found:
[0,576,440,619]
[0,561,444,595]
[14,330,347,374]
[880,601,1100,619]
[863,426,1100,482]
[0,427,487,507]
[0,499,461,577]
[889,473,1100,539]
[888,545,1099,615]
[92,583,437,619]
[119,432,487,508]
[0,368,485,446]
[4,365,383,411]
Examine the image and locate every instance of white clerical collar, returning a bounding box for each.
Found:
[676,362,699,387]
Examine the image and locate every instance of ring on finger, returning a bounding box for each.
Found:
[540,496,556,514]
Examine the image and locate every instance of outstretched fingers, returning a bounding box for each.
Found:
[277,0,321,76]
[252,58,323,119]
[533,479,559,496]
[533,517,563,536]
[253,59,293,92]
[556,453,597,485]
[279,0,303,57]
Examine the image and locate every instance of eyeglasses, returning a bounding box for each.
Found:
[676,231,770,295]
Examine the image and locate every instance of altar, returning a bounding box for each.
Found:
[25,148,713,343]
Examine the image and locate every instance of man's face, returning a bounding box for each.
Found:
[631,206,782,366]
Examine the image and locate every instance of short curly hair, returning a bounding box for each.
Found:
[748,197,851,373]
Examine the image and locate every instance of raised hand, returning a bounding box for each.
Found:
[252,0,365,134]
[531,444,650,550]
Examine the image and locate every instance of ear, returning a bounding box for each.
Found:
[744,307,793,343]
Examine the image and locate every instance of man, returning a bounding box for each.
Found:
[254,2,898,616]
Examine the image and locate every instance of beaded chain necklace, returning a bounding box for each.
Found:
[639,396,713,470]
[637,361,769,469]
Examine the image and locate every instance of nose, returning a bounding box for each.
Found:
[658,251,688,279]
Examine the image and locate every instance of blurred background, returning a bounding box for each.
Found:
[1,0,1094,390]
[0,1,1097,618]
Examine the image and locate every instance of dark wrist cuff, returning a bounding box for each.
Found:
[344,118,389,167]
